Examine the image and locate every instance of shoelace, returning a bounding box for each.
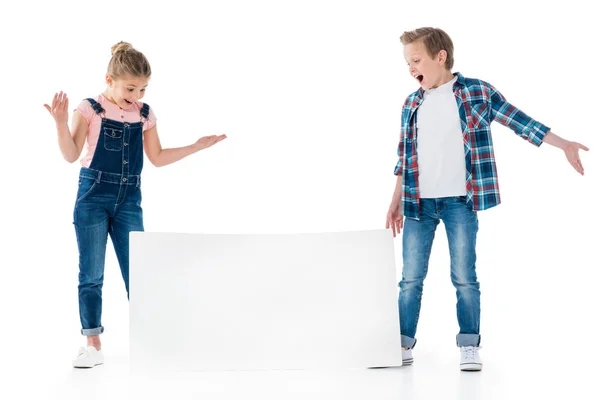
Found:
[462,346,480,360]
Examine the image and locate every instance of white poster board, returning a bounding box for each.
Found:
[130,230,403,371]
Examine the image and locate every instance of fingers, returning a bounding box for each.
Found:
[386,213,395,237]
[576,159,584,175]
[48,91,67,113]
[570,158,584,175]
[572,152,584,175]
[209,135,227,147]
[197,134,227,149]
[59,93,68,113]
[211,134,227,144]
[566,144,586,175]
[59,91,67,106]
[392,217,403,238]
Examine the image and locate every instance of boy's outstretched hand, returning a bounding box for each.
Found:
[563,141,589,175]
[543,132,589,175]
[194,134,227,151]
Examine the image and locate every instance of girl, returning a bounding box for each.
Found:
[44,42,227,368]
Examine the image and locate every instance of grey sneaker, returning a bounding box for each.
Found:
[402,348,413,366]
[460,346,482,371]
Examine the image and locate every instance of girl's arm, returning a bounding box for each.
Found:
[44,92,88,163]
[143,124,226,167]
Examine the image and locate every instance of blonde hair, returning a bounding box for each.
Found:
[107,41,151,80]
[400,27,454,70]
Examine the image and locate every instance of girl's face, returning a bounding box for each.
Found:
[105,74,149,109]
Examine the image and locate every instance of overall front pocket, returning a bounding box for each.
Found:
[103,127,123,151]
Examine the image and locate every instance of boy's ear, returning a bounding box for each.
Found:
[437,50,447,65]
[106,74,113,87]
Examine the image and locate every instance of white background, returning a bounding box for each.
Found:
[1,0,598,399]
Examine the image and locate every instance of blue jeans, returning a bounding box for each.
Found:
[398,196,480,348]
[73,169,144,336]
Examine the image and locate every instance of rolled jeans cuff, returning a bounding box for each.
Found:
[81,326,104,336]
[401,335,417,349]
[456,333,480,347]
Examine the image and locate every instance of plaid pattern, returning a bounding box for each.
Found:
[394,72,550,219]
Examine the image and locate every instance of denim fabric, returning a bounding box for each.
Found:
[398,196,481,348]
[73,98,148,336]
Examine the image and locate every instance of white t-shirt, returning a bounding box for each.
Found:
[416,76,467,198]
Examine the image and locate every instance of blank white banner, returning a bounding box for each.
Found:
[130,230,403,371]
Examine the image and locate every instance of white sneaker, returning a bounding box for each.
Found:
[460,346,482,371]
[72,346,104,368]
[402,348,413,366]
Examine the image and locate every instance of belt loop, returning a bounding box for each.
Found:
[96,171,102,184]
[136,175,140,188]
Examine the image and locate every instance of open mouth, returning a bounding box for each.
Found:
[124,99,133,105]
[416,75,424,83]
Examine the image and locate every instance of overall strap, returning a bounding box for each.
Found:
[85,98,106,115]
[140,103,150,120]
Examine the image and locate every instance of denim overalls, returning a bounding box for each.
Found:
[73,98,149,336]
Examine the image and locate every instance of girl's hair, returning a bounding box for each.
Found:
[107,41,152,80]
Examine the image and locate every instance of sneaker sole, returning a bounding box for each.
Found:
[366,359,412,369]
[73,362,103,368]
[73,360,104,368]
[460,363,482,371]
[73,363,103,368]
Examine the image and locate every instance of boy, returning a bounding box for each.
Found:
[385,27,588,371]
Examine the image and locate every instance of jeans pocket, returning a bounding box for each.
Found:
[103,127,123,151]
[76,177,98,203]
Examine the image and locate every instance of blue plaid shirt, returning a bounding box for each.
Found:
[394,72,550,219]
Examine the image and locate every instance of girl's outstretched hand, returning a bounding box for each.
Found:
[194,134,227,151]
[44,91,69,126]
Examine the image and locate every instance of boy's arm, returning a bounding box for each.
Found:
[386,173,404,237]
[387,103,408,237]
[389,172,403,208]
[488,86,550,146]
[391,102,407,206]
[391,142,404,207]
[489,86,589,175]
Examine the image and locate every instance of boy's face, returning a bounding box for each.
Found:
[403,40,447,90]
